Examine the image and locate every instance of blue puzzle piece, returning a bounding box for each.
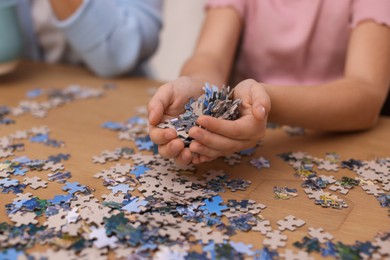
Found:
[12,199,29,210]
[253,247,279,260]
[0,106,10,115]
[26,88,43,98]
[22,197,42,211]
[137,140,154,151]
[230,241,255,256]
[321,241,337,257]
[200,195,228,216]
[47,153,71,163]
[2,184,26,194]
[48,194,73,205]
[13,167,28,176]
[102,121,125,131]
[12,156,31,163]
[0,248,23,260]
[239,147,257,156]
[48,171,72,183]
[62,182,85,194]
[122,197,148,213]
[131,165,151,178]
[128,116,147,125]
[203,241,216,260]
[108,183,133,194]
[30,133,49,143]
[0,178,19,187]
[135,136,155,151]
[0,118,15,125]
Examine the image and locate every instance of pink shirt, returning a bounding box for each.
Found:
[206,0,390,86]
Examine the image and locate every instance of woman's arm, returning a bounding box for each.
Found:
[265,21,390,131]
[182,20,390,163]
[180,7,242,85]
[184,11,390,132]
[49,0,162,77]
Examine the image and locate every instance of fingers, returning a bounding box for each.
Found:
[194,115,261,140]
[148,78,205,126]
[190,141,224,158]
[197,155,218,164]
[157,139,185,159]
[148,99,164,126]
[148,83,174,126]
[150,128,194,166]
[173,148,193,166]
[191,153,217,164]
[189,126,243,150]
[189,139,253,158]
[248,84,271,121]
[149,126,177,145]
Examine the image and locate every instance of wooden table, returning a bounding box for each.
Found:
[1,61,389,257]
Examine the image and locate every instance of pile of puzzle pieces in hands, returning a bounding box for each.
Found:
[157,83,241,147]
[0,85,390,259]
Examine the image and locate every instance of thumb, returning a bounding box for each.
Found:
[234,79,270,121]
[148,100,164,126]
[253,105,267,121]
[249,84,271,121]
[148,83,174,126]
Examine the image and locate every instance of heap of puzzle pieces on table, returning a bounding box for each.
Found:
[0,85,390,259]
[0,84,112,123]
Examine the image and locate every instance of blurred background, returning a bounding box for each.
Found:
[149,0,205,82]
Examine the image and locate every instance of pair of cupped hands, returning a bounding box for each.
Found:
[148,77,271,166]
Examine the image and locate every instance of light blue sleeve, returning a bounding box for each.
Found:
[54,0,162,77]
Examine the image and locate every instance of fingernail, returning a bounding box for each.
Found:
[259,106,266,119]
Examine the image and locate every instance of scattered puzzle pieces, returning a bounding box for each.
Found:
[1,84,390,260]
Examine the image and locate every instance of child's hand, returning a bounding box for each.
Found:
[148,76,204,165]
[188,79,271,164]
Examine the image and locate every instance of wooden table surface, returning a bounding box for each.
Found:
[1,61,389,258]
